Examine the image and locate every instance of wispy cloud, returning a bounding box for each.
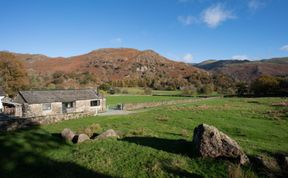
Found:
[232,55,249,60]
[110,38,123,44]
[280,45,288,51]
[182,53,193,63]
[201,4,235,28]
[248,0,266,10]
[178,15,197,26]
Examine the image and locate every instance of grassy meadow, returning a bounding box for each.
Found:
[106,95,192,107]
[1,97,288,178]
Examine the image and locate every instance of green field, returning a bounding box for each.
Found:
[1,97,288,178]
[106,87,183,96]
[106,95,191,106]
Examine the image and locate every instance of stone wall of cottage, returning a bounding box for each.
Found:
[0,98,107,132]
[99,98,106,112]
[23,99,106,118]
[23,102,62,118]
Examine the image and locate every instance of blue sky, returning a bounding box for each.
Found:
[0,0,288,63]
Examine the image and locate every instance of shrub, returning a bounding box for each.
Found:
[144,88,152,95]
[98,89,107,96]
[251,76,280,95]
[121,89,129,94]
[181,85,197,96]
[99,83,111,91]
[200,84,214,95]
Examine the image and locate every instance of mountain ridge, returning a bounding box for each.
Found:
[193,57,288,81]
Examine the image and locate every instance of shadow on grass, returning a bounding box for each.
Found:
[163,166,204,178]
[121,136,193,156]
[248,149,288,178]
[0,126,113,178]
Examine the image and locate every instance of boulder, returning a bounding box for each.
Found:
[76,134,90,143]
[61,128,75,141]
[254,154,281,174]
[192,124,249,165]
[284,156,288,170]
[284,156,288,176]
[95,129,119,140]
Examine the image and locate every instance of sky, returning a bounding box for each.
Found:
[0,0,288,63]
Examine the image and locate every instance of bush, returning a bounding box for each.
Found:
[236,83,249,96]
[99,83,111,91]
[98,89,107,96]
[144,88,152,95]
[251,76,279,95]
[200,84,214,95]
[181,85,197,96]
[108,88,116,94]
[121,89,129,94]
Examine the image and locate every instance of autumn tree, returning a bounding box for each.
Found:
[0,52,29,96]
[250,76,279,95]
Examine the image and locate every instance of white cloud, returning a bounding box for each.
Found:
[232,55,249,60]
[248,0,266,10]
[110,38,123,44]
[202,4,235,28]
[182,53,193,63]
[178,15,197,26]
[280,45,288,51]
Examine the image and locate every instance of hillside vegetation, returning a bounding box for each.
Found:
[194,57,288,82]
[0,49,217,95]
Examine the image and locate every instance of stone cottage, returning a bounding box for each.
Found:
[3,89,106,122]
[0,87,6,112]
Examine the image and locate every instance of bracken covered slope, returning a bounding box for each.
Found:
[13,48,205,82]
[194,57,288,81]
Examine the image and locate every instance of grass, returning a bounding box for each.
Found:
[106,95,192,106]
[107,87,182,96]
[1,97,287,178]
[115,87,147,95]
[152,90,182,96]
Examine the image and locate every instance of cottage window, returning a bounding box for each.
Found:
[42,103,52,111]
[90,100,100,107]
[63,102,74,108]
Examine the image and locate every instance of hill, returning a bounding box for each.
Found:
[1,48,208,90]
[194,57,288,81]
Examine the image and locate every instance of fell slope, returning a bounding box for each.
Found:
[194,58,288,81]
[12,48,205,82]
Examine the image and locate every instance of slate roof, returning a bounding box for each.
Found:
[0,87,5,96]
[15,89,100,104]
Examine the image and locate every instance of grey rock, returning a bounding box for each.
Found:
[61,128,75,141]
[256,155,281,172]
[77,134,90,143]
[192,123,249,165]
[96,129,119,140]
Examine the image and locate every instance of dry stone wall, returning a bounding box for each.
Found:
[0,112,96,132]
[122,97,219,111]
